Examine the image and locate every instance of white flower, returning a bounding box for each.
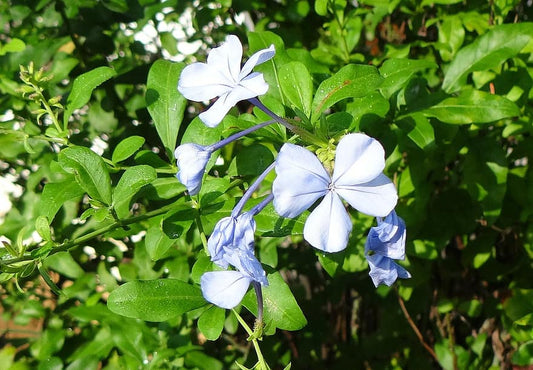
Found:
[174,143,211,195]
[178,35,275,127]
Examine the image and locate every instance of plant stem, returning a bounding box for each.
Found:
[232,309,270,370]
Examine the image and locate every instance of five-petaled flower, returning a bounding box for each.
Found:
[273,133,398,253]
[365,211,411,287]
[178,35,275,127]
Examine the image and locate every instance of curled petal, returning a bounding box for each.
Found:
[207,217,236,268]
[273,143,329,218]
[366,254,411,287]
[335,173,398,217]
[365,211,406,260]
[174,143,212,195]
[207,35,242,82]
[303,192,352,253]
[239,44,275,78]
[201,271,251,309]
[332,133,386,186]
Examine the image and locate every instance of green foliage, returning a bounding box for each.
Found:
[1,0,532,369]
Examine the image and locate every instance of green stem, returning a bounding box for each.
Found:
[1,200,182,266]
[232,309,270,370]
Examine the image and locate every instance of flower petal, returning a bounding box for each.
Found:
[224,248,268,286]
[207,35,242,82]
[198,92,235,127]
[201,271,251,309]
[174,143,212,195]
[366,254,411,287]
[239,44,275,78]
[365,211,406,260]
[207,216,236,268]
[177,63,232,102]
[335,173,398,217]
[303,192,352,253]
[273,143,330,218]
[332,133,386,185]
[239,72,270,96]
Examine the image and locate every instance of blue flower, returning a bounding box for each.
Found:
[178,35,275,127]
[201,212,268,309]
[365,211,411,287]
[272,133,398,253]
[174,143,212,195]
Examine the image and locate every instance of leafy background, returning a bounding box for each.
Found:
[1,0,532,369]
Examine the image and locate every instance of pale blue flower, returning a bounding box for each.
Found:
[178,35,275,127]
[174,120,275,195]
[174,143,211,195]
[272,133,398,253]
[365,211,411,287]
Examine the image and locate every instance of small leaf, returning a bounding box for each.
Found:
[442,23,533,92]
[395,112,435,149]
[279,61,313,117]
[107,279,207,321]
[242,272,307,333]
[311,64,383,121]
[146,60,186,159]
[145,225,175,261]
[58,146,113,205]
[35,216,52,242]
[379,58,438,98]
[63,66,116,127]
[421,89,520,124]
[111,136,145,163]
[112,165,157,219]
[198,305,225,340]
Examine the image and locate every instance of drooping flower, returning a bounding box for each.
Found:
[174,120,275,195]
[272,133,398,253]
[365,211,411,287]
[200,166,275,309]
[174,143,212,195]
[178,35,275,127]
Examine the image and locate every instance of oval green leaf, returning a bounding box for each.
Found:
[107,279,206,322]
[112,165,157,219]
[279,61,313,117]
[112,136,145,163]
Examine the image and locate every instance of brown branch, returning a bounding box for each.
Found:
[396,290,439,363]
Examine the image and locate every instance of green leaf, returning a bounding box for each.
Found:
[35,216,52,242]
[112,165,157,219]
[63,66,116,127]
[58,146,113,205]
[198,305,225,341]
[248,31,291,105]
[107,279,206,321]
[279,61,313,116]
[242,272,307,333]
[254,203,305,237]
[442,23,533,92]
[146,60,186,159]
[111,136,145,163]
[421,89,520,124]
[44,252,85,279]
[0,38,25,55]
[379,58,438,98]
[311,64,383,121]
[395,112,435,149]
[143,176,186,200]
[145,225,175,261]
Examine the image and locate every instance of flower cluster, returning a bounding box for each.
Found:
[175,34,410,311]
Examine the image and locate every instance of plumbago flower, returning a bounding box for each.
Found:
[178,35,275,127]
[365,211,411,286]
[200,164,274,309]
[174,120,274,195]
[273,133,398,253]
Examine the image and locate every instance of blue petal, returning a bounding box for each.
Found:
[273,143,329,218]
[365,211,406,260]
[335,173,398,217]
[303,192,352,252]
[174,143,212,195]
[366,254,411,287]
[207,217,236,268]
[201,271,252,309]
[332,133,386,185]
[224,248,268,286]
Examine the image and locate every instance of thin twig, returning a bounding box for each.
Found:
[396,290,439,362]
